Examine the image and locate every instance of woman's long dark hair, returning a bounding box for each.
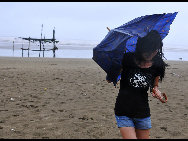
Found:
[134,30,168,82]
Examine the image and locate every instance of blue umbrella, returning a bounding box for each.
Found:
[92,12,178,86]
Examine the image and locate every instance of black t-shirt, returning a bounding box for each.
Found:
[114,52,162,118]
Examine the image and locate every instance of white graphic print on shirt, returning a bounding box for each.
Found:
[129,69,152,88]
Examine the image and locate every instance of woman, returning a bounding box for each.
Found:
[106,30,168,139]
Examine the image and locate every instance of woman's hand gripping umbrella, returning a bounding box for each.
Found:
[152,88,168,103]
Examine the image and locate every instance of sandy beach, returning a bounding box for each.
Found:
[0,57,187,139]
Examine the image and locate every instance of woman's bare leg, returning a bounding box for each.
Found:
[135,128,150,139]
[119,127,137,139]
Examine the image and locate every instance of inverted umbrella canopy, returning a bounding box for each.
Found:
[92,12,178,86]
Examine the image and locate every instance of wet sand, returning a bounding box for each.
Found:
[0,57,187,139]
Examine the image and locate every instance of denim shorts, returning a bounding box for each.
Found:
[115,115,152,129]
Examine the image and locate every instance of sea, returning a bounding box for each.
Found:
[0,36,188,61]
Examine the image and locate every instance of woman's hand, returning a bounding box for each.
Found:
[106,75,112,83]
[106,80,111,83]
[152,89,163,100]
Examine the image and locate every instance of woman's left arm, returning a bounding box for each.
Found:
[152,76,163,100]
[153,76,159,90]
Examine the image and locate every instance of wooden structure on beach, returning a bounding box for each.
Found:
[20,25,59,57]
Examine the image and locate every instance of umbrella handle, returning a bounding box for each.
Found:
[107,27,110,31]
[152,88,168,103]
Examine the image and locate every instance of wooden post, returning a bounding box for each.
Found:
[28,37,30,57]
[53,27,56,58]
[39,41,41,51]
[22,38,24,48]
[53,49,55,58]
[13,41,14,52]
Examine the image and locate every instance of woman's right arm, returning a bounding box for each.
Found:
[106,68,123,83]
[106,52,129,83]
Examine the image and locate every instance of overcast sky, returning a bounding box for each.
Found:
[0,2,187,46]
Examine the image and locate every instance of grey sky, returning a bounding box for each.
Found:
[0,2,187,46]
